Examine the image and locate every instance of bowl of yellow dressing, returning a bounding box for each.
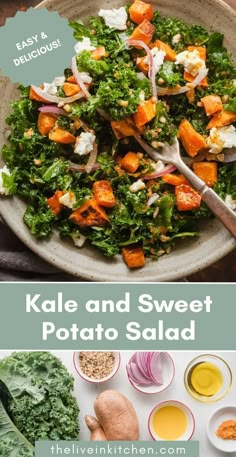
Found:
[184,355,232,403]
[148,400,195,441]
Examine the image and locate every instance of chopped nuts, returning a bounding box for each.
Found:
[24,128,34,138]
[33,158,42,166]
[119,100,129,107]
[79,351,115,380]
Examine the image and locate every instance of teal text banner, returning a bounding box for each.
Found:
[35,441,199,457]
[0,283,234,350]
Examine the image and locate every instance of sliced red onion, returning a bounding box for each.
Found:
[31,84,84,104]
[127,39,157,99]
[150,352,163,384]
[72,56,91,99]
[144,164,176,179]
[153,207,160,219]
[156,67,209,96]
[69,162,100,172]
[133,353,151,380]
[147,193,159,206]
[85,143,98,174]
[38,106,67,115]
[126,351,163,387]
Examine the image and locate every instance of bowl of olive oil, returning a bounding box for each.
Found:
[184,354,232,403]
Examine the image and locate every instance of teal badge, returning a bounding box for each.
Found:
[0,8,76,85]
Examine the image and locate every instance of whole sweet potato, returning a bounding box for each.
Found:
[94,390,139,440]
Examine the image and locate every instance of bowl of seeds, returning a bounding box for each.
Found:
[73,351,121,383]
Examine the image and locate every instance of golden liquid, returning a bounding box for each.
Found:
[189,362,223,397]
[152,406,187,440]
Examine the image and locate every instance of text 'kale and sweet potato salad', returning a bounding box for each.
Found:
[1,0,236,269]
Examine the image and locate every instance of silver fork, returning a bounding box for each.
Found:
[136,136,236,238]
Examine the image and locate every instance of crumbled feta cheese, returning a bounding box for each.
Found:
[42,76,66,95]
[72,233,87,247]
[139,90,145,102]
[79,72,92,84]
[74,37,96,55]
[145,48,166,75]
[59,192,76,209]
[42,82,58,95]
[151,160,165,173]
[137,72,146,80]
[172,33,181,45]
[98,7,128,30]
[0,165,11,195]
[129,179,146,193]
[175,50,205,76]
[74,132,96,156]
[207,125,236,154]
[225,195,236,211]
[52,76,65,86]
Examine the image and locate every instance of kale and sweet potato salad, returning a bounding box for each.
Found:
[1,0,236,269]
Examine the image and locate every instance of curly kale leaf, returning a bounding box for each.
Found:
[152,15,209,49]
[69,20,93,40]
[0,398,34,457]
[0,352,79,447]
[206,32,236,80]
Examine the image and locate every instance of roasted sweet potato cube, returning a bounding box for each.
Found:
[29,85,47,102]
[133,98,156,128]
[111,116,138,139]
[193,162,218,187]
[206,110,236,130]
[69,198,109,227]
[200,95,223,117]
[49,128,76,144]
[129,0,154,24]
[67,75,77,83]
[47,190,64,216]
[175,184,201,211]
[121,152,140,173]
[188,46,207,61]
[91,46,108,60]
[162,173,189,186]
[122,246,145,268]
[151,40,176,62]
[37,112,56,136]
[93,180,116,208]
[136,56,149,74]
[63,82,81,96]
[178,119,207,157]
[129,19,155,45]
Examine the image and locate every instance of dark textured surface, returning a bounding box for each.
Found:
[0,0,235,282]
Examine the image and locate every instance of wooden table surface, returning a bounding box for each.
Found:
[0,0,235,282]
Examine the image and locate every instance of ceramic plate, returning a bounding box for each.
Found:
[207,406,236,453]
[0,0,235,281]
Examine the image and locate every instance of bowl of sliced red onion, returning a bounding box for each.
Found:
[126,351,175,394]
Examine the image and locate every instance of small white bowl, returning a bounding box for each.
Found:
[73,351,121,383]
[148,400,195,441]
[127,352,175,394]
[207,406,236,453]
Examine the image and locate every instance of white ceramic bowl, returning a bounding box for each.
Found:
[207,406,236,453]
[73,351,121,383]
[127,352,175,394]
[148,400,195,441]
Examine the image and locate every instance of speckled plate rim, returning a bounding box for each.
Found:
[0,0,235,282]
